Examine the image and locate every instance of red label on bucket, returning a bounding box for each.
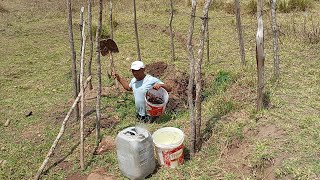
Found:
[162,144,184,167]
[146,104,164,117]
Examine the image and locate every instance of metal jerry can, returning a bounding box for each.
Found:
[116,127,156,180]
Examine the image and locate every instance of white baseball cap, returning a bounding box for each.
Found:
[130,61,145,70]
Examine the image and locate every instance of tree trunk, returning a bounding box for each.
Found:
[271,0,280,79]
[67,0,79,120]
[77,6,84,97]
[133,0,141,60]
[109,0,113,39]
[187,0,197,157]
[79,6,86,170]
[95,0,103,145]
[87,0,93,90]
[169,0,176,61]
[256,0,265,111]
[195,0,212,151]
[235,0,245,65]
[206,17,209,63]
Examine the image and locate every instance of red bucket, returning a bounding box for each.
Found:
[145,88,169,117]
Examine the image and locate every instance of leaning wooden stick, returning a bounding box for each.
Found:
[34,76,92,180]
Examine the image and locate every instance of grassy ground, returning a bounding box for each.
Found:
[0,0,319,179]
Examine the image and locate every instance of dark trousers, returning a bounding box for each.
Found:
[136,114,157,123]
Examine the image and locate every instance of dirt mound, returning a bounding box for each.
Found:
[94,136,116,155]
[145,61,189,113]
[145,61,168,78]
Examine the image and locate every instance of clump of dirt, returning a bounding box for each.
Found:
[145,61,168,78]
[100,116,119,129]
[145,61,189,113]
[147,96,164,104]
[94,136,116,155]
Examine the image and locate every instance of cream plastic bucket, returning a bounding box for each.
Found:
[152,127,184,168]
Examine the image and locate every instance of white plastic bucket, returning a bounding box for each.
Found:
[152,127,184,168]
[145,87,169,117]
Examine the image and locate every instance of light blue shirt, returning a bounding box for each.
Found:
[129,74,163,116]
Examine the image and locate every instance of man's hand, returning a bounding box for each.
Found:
[152,83,162,90]
[112,71,120,80]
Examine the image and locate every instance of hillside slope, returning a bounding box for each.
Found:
[0,0,319,179]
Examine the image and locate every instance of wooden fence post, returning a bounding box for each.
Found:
[187,0,197,157]
[87,0,93,90]
[205,17,209,63]
[169,0,176,61]
[195,0,212,150]
[133,0,141,60]
[95,0,103,145]
[79,6,86,170]
[271,0,280,79]
[67,0,80,120]
[256,0,265,111]
[235,0,245,65]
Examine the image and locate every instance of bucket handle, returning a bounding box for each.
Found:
[124,130,137,136]
[124,128,146,139]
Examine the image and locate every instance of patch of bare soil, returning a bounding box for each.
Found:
[100,116,119,129]
[145,61,189,113]
[85,86,125,100]
[66,172,87,180]
[217,111,288,179]
[256,123,286,139]
[20,123,45,143]
[94,136,116,155]
[87,167,115,180]
[66,167,115,180]
[56,161,73,173]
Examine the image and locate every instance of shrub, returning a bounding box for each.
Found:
[214,71,232,92]
[246,0,257,15]
[278,0,312,12]
[305,26,320,44]
[223,1,236,14]
[263,91,271,108]
[218,101,234,116]
[278,0,290,12]
[111,17,119,29]
[210,0,224,10]
[288,0,312,11]
[92,24,110,39]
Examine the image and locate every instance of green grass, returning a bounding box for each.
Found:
[0,0,319,179]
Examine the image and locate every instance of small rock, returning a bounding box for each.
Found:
[1,160,7,167]
[94,136,115,155]
[25,111,33,117]
[4,119,10,127]
[1,147,5,151]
